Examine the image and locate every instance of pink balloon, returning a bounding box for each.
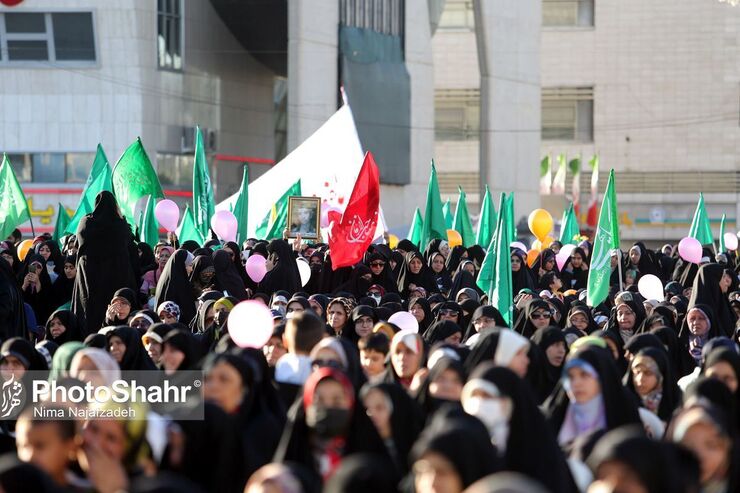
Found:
[211,210,238,242]
[556,244,576,271]
[245,254,267,283]
[320,205,343,228]
[510,241,528,253]
[154,199,180,232]
[388,311,419,334]
[228,300,274,348]
[723,233,738,251]
[678,237,702,264]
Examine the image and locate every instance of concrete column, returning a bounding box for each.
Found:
[474,0,541,226]
[287,0,339,152]
[381,0,435,230]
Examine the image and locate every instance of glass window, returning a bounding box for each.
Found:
[543,0,594,27]
[7,40,48,61]
[542,87,594,142]
[435,89,480,141]
[156,153,193,188]
[6,154,31,182]
[65,153,95,183]
[157,0,183,70]
[4,13,46,33]
[438,0,474,30]
[32,153,65,183]
[52,13,95,61]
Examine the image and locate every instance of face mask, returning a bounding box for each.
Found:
[464,397,509,431]
[306,406,351,438]
[214,310,229,328]
[369,294,381,305]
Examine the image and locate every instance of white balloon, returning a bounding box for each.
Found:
[637,274,663,301]
[723,232,738,251]
[510,241,528,252]
[296,257,311,287]
[388,311,419,333]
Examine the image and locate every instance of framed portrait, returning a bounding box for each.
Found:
[286,196,321,239]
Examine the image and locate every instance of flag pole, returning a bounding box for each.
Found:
[29,212,35,238]
[616,248,624,292]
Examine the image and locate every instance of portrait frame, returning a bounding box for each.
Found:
[286,196,321,240]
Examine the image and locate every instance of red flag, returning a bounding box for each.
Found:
[328,152,380,270]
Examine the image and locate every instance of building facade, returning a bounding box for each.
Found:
[434,0,740,244]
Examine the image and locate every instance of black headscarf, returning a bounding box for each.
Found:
[44,309,82,345]
[625,242,660,279]
[467,364,576,493]
[334,264,373,299]
[259,240,301,295]
[428,251,452,294]
[0,257,26,341]
[513,298,554,338]
[396,251,438,297]
[365,251,398,294]
[702,346,740,405]
[542,346,641,442]
[625,346,682,421]
[51,254,76,308]
[463,305,507,341]
[650,325,696,378]
[689,263,736,337]
[155,249,197,325]
[449,263,484,301]
[415,356,465,419]
[212,250,247,301]
[103,287,140,326]
[188,254,215,296]
[19,253,54,324]
[72,191,139,336]
[423,320,463,346]
[531,326,568,403]
[531,248,558,280]
[162,329,197,372]
[510,248,537,297]
[445,245,467,273]
[137,242,157,274]
[224,241,250,286]
[409,297,433,333]
[106,325,157,371]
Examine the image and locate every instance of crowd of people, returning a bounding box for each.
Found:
[0,189,737,493]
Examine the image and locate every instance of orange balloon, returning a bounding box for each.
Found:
[527,209,554,241]
[527,248,539,267]
[447,229,462,248]
[17,240,33,261]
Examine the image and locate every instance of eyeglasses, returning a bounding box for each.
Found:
[531,311,552,320]
[370,261,385,268]
[130,320,151,329]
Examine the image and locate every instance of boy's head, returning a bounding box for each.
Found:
[359,333,390,378]
[15,408,78,485]
[283,311,325,355]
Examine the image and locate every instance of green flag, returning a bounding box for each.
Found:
[442,199,453,230]
[476,185,497,247]
[560,202,581,245]
[477,193,513,325]
[112,138,164,228]
[419,161,447,250]
[53,203,71,244]
[65,145,113,236]
[255,180,301,240]
[139,195,159,247]
[587,169,620,307]
[408,207,424,248]
[452,187,475,247]
[505,192,516,242]
[689,193,714,246]
[0,154,31,240]
[719,213,727,252]
[177,203,205,245]
[232,165,250,246]
[193,127,215,240]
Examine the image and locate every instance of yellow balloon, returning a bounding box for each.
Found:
[528,209,554,241]
[527,248,539,268]
[17,240,33,261]
[388,234,399,250]
[447,229,462,248]
[541,235,554,249]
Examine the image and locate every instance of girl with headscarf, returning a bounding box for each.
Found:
[212,250,248,301]
[160,329,197,374]
[701,346,739,402]
[259,240,302,296]
[679,304,722,367]
[189,255,216,298]
[334,265,373,299]
[414,355,466,419]
[512,298,556,338]
[274,367,388,482]
[137,242,157,275]
[463,328,531,380]
[19,253,54,324]
[223,241,251,287]
[409,297,434,334]
[34,240,64,282]
[105,326,157,371]
[510,249,537,296]
[44,309,82,345]
[542,345,641,447]
[382,331,424,391]
[462,305,507,343]
[423,320,463,347]
[360,382,424,475]
[531,248,558,282]
[69,347,121,387]
[689,263,737,337]
[327,298,353,338]
[366,251,398,294]
[396,251,438,298]
[139,244,174,301]
[428,251,452,295]
[51,254,77,310]
[103,288,139,327]
[154,249,196,325]
[445,245,467,273]
[531,327,568,403]
[72,191,139,336]
[606,291,647,345]
[625,242,660,280]
[625,347,682,422]
[461,364,577,493]
[560,247,589,291]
